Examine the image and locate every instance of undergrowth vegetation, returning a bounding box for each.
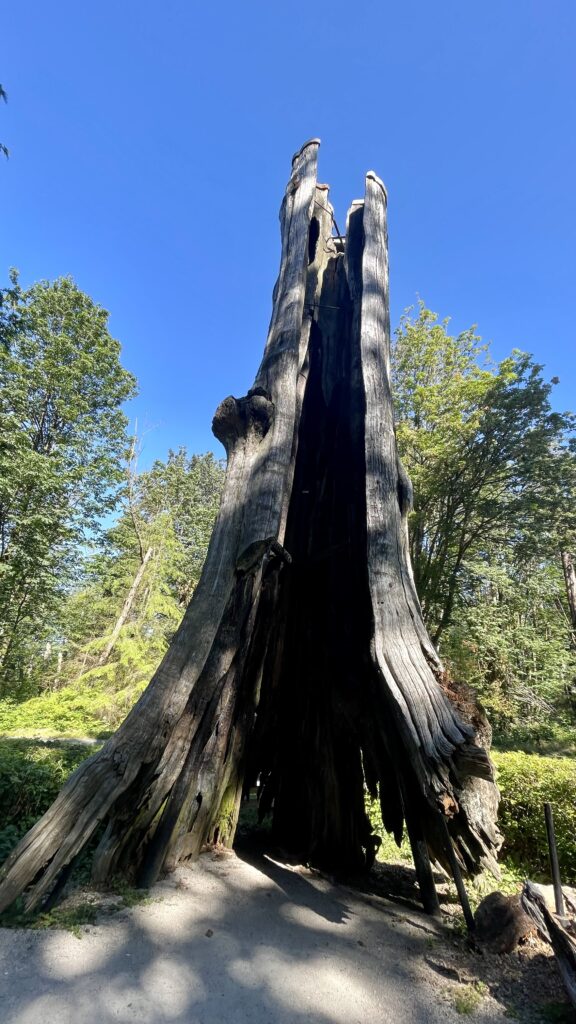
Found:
[0,734,574,925]
[492,750,576,884]
[0,739,95,863]
[368,745,576,890]
[0,683,143,738]
[0,740,156,931]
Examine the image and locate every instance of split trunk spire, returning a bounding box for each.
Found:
[0,140,500,916]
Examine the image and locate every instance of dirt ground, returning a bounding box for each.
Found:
[0,848,572,1024]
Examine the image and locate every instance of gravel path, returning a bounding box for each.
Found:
[0,851,523,1023]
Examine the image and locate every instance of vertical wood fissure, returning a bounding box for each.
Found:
[0,141,500,917]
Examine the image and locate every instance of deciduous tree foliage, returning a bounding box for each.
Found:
[0,276,136,694]
[393,304,576,740]
[393,304,576,642]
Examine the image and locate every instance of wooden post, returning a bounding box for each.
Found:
[544,802,565,917]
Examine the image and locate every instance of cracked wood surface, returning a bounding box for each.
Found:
[0,140,500,915]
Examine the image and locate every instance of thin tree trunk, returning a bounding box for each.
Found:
[0,141,500,916]
[561,550,576,633]
[97,546,153,666]
[0,587,31,682]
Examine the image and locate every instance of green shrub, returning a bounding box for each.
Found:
[493,722,576,757]
[365,796,413,863]
[0,739,95,861]
[493,750,576,884]
[366,751,576,887]
[0,682,139,738]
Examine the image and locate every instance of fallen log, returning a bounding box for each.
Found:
[522,880,576,1009]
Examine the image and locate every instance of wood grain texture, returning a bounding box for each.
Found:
[522,881,576,1008]
[356,173,469,787]
[0,141,500,915]
[0,141,319,912]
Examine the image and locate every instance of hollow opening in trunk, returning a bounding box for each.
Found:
[308,216,320,265]
[244,253,380,872]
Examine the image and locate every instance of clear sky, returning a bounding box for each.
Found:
[2,1,575,466]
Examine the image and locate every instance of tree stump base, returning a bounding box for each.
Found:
[0,140,501,917]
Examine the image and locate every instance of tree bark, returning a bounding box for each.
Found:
[561,550,576,633]
[0,141,500,915]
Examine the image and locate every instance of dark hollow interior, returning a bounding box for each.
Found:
[246,236,396,871]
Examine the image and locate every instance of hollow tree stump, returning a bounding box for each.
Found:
[0,140,500,915]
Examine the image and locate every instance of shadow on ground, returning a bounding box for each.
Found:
[0,842,571,1024]
[0,844,469,1024]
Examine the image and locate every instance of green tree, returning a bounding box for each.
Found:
[133,448,224,604]
[46,448,224,724]
[392,302,576,642]
[0,270,23,350]
[0,275,136,695]
[392,302,576,737]
[442,556,576,737]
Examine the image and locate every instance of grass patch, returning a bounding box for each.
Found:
[0,896,99,937]
[109,877,152,908]
[0,683,137,738]
[451,981,487,1015]
[35,903,99,937]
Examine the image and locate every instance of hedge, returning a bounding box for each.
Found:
[0,741,574,889]
[492,750,576,884]
[367,750,575,885]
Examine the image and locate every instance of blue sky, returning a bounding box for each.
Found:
[2,1,575,466]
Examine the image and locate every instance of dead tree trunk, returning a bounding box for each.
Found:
[0,141,500,915]
[561,550,576,633]
[98,546,153,666]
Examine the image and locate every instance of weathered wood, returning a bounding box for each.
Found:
[0,140,320,912]
[474,891,534,952]
[403,798,441,917]
[345,173,498,875]
[522,881,576,1009]
[561,550,576,632]
[356,173,471,777]
[438,814,475,933]
[545,802,565,917]
[0,140,500,916]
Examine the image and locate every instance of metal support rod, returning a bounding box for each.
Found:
[439,815,475,933]
[544,802,565,917]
